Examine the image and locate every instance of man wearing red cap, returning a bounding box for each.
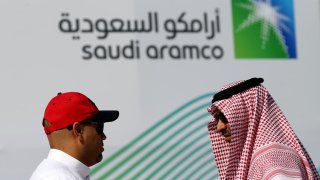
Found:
[30,92,119,180]
[207,78,319,179]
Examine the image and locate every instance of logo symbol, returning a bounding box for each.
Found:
[232,0,297,59]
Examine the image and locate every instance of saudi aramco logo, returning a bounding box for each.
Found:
[232,0,297,59]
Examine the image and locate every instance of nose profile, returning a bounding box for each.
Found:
[101,132,107,140]
[216,120,227,132]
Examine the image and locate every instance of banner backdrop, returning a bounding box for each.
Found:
[0,0,319,179]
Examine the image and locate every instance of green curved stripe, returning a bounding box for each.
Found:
[114,119,208,179]
[212,173,220,180]
[131,117,209,179]
[211,172,220,180]
[199,169,220,180]
[128,113,210,179]
[90,92,213,176]
[195,164,219,180]
[162,149,214,180]
[184,158,213,179]
[144,134,211,180]
[98,103,212,179]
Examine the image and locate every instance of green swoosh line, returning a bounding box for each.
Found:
[90,92,213,176]
[144,135,212,179]
[114,119,208,179]
[96,98,213,179]
[123,113,210,179]
[212,173,220,180]
[132,118,209,179]
[99,103,210,179]
[195,164,219,180]
[197,168,220,180]
[162,149,214,180]
[116,124,207,180]
[184,158,213,179]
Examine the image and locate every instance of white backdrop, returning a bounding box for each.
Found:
[0,0,319,179]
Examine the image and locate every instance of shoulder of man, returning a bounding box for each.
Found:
[248,143,308,179]
[30,158,78,180]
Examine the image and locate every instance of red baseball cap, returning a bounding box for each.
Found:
[43,92,119,134]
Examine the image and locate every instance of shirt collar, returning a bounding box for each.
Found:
[48,149,90,179]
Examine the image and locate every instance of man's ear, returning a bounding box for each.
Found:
[73,122,84,143]
[73,123,83,134]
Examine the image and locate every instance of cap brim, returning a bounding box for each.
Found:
[92,110,119,123]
